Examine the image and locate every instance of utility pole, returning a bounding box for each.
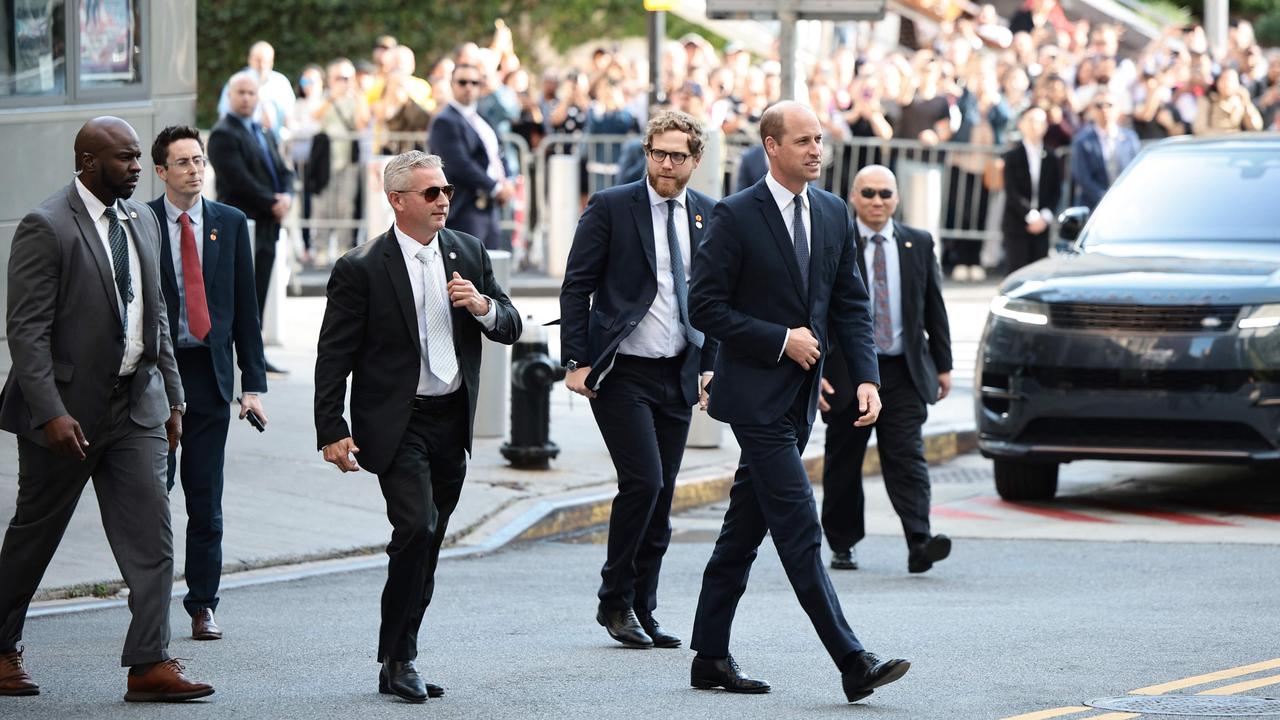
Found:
[645,0,670,108]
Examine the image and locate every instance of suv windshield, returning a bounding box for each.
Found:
[1084,147,1280,244]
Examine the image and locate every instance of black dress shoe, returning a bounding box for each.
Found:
[379,661,427,703]
[635,611,681,648]
[831,548,859,570]
[841,651,910,702]
[691,655,770,694]
[908,534,952,574]
[264,360,289,376]
[596,608,653,648]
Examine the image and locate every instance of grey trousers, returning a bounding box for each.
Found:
[0,388,173,667]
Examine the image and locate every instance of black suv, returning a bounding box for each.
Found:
[975,135,1280,500]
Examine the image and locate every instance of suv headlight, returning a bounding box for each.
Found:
[1238,304,1280,329]
[990,296,1050,326]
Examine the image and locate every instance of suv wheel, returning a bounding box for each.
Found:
[993,459,1059,501]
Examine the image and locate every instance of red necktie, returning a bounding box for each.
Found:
[179,212,211,341]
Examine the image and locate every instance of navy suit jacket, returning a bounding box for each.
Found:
[428,104,505,242]
[206,114,294,223]
[559,179,719,407]
[689,176,878,426]
[1069,123,1140,210]
[148,197,267,404]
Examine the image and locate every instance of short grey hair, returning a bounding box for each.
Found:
[383,151,444,192]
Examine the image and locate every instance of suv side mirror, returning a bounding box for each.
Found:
[1057,206,1090,243]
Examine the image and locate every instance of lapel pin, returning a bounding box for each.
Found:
[904,241,912,248]
[129,211,138,219]
[694,214,704,229]
[210,228,219,242]
[448,251,457,260]
[695,222,703,229]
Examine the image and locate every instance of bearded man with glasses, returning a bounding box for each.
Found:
[560,110,719,650]
[314,151,520,703]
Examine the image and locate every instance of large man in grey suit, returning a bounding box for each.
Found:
[0,117,214,702]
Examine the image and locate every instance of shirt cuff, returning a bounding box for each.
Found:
[474,295,498,330]
[1040,209,1054,224]
[777,329,789,364]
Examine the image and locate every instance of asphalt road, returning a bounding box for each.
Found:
[9,458,1280,720]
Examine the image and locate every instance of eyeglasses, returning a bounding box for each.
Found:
[454,79,482,87]
[647,149,691,165]
[858,188,894,199]
[165,156,206,171]
[396,184,455,202]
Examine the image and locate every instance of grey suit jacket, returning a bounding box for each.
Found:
[0,182,183,446]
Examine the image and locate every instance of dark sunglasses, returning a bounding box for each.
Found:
[647,149,691,165]
[397,184,455,202]
[859,188,894,199]
[454,79,482,87]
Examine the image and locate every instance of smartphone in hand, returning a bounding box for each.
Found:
[236,397,266,432]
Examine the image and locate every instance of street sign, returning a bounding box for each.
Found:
[706,0,887,21]
[644,0,676,10]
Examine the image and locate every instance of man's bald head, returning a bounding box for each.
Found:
[853,164,896,189]
[851,164,898,231]
[73,116,143,203]
[227,71,259,118]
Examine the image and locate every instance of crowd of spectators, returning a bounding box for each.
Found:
[221,4,1280,274]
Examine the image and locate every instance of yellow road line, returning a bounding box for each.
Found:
[1198,673,1280,695]
[1130,658,1280,695]
[998,706,1093,720]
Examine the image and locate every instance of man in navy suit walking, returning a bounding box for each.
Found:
[688,102,910,703]
[560,110,719,650]
[149,125,267,641]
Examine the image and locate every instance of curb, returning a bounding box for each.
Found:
[28,425,977,618]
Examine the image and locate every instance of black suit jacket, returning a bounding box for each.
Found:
[148,197,267,403]
[206,114,294,223]
[824,222,952,414]
[314,227,521,475]
[689,177,878,426]
[1000,143,1062,242]
[428,104,504,241]
[559,179,719,406]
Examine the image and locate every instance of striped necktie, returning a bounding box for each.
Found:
[103,206,134,330]
[416,246,458,385]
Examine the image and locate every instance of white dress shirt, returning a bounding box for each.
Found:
[857,217,904,356]
[395,226,497,396]
[162,195,207,348]
[75,178,143,375]
[764,172,812,362]
[449,100,506,190]
[618,183,691,359]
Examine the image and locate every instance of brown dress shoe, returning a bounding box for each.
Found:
[124,659,214,702]
[0,647,39,696]
[192,609,222,640]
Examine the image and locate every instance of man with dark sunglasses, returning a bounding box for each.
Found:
[427,63,515,250]
[1070,90,1140,210]
[819,165,953,575]
[314,151,520,703]
[560,110,718,651]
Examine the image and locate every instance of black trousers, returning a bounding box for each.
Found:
[590,355,692,614]
[0,384,173,667]
[691,376,863,667]
[1003,231,1050,275]
[821,355,931,553]
[167,346,231,617]
[253,217,280,324]
[376,390,467,662]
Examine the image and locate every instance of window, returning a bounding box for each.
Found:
[78,0,141,91]
[1,0,68,98]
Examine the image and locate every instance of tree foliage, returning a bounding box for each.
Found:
[196,0,723,127]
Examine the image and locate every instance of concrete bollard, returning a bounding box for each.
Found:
[474,251,513,438]
[545,154,581,279]
[686,130,724,449]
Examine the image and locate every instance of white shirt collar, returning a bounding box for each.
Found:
[764,171,807,214]
[857,217,894,243]
[395,224,439,261]
[646,181,687,209]
[1022,140,1043,158]
[449,100,478,118]
[162,195,203,225]
[74,177,120,222]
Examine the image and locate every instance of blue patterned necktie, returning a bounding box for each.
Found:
[792,194,810,294]
[251,122,283,192]
[666,199,703,348]
[870,234,894,353]
[102,206,134,330]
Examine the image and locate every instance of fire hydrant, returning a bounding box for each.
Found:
[500,318,564,469]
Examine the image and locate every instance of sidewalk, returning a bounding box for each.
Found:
[0,285,994,603]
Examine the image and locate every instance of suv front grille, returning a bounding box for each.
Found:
[1049,303,1242,332]
[1028,367,1253,393]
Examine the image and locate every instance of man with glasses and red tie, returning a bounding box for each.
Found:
[818,165,953,576]
[427,63,515,250]
[148,125,267,642]
[560,110,718,650]
[314,151,520,703]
